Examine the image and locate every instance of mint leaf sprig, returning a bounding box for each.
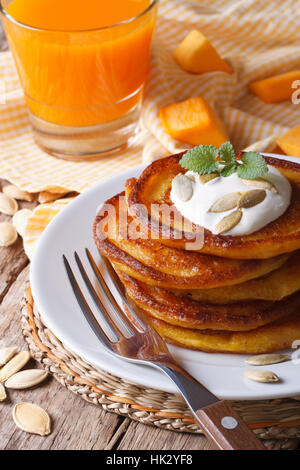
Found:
[179,142,268,180]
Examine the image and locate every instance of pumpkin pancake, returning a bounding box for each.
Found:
[127,154,300,259]
[116,270,300,332]
[174,251,300,303]
[145,310,300,354]
[94,192,288,289]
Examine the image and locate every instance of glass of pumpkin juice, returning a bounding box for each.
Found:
[0,0,158,160]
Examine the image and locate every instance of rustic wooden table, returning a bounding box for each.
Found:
[0,22,297,451]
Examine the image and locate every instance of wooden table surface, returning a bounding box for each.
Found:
[0,21,298,452]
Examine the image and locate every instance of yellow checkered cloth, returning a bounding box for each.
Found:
[0,0,299,257]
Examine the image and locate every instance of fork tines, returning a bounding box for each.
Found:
[63,249,145,352]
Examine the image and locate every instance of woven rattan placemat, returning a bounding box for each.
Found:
[21,284,300,448]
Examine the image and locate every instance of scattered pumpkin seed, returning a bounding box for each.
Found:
[172,174,194,202]
[209,192,240,213]
[0,347,17,367]
[5,369,48,390]
[13,402,51,436]
[12,209,32,238]
[3,184,35,202]
[0,222,18,247]
[214,209,242,235]
[0,351,31,382]
[244,369,279,383]
[0,193,18,215]
[238,190,266,209]
[245,354,290,366]
[199,172,219,184]
[0,383,6,401]
[242,178,278,194]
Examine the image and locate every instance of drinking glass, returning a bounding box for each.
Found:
[0,0,158,160]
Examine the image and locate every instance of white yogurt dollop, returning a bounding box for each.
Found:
[170,166,292,236]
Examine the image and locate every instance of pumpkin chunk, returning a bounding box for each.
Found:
[249,71,300,103]
[173,30,232,75]
[159,96,229,146]
[277,124,300,157]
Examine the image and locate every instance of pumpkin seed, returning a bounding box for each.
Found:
[0,193,18,215]
[12,209,32,238]
[238,190,266,209]
[242,178,278,194]
[199,172,219,184]
[245,354,290,366]
[214,209,242,235]
[0,383,6,401]
[0,347,17,367]
[244,369,279,383]
[172,174,194,202]
[186,174,196,182]
[0,351,31,382]
[38,191,64,204]
[3,184,35,202]
[209,192,240,213]
[0,222,18,247]
[5,369,48,390]
[13,402,51,436]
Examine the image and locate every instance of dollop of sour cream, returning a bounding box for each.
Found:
[170,166,292,236]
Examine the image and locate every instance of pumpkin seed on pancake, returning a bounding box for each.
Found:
[214,209,242,235]
[242,178,278,194]
[209,192,240,213]
[238,190,266,209]
[126,154,300,259]
[94,192,288,290]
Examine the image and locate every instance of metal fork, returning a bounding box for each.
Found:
[63,249,265,450]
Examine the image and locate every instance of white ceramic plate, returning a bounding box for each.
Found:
[30,155,300,400]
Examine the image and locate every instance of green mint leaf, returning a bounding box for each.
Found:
[219,142,236,165]
[221,163,238,177]
[237,152,269,179]
[179,145,219,175]
[179,144,268,180]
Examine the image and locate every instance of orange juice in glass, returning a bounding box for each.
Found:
[0,0,158,160]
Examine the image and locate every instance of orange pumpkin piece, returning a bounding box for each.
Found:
[159,96,229,146]
[277,124,300,158]
[249,71,300,103]
[173,30,232,75]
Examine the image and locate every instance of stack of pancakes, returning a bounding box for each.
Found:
[94,154,300,354]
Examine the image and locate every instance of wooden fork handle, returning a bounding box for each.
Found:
[155,364,266,450]
[196,400,266,450]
